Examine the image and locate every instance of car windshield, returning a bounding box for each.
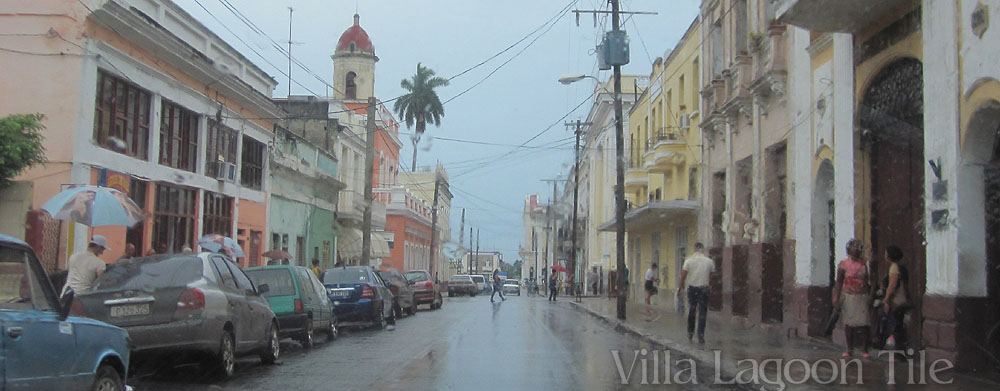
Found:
[323,268,368,284]
[244,268,296,297]
[404,271,428,282]
[470,276,484,283]
[96,255,202,291]
[450,276,470,282]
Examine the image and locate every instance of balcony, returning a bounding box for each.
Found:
[776,0,911,33]
[337,190,386,229]
[749,23,789,106]
[721,55,753,118]
[624,151,647,190]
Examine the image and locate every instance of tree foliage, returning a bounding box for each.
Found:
[0,114,47,188]
[393,63,449,137]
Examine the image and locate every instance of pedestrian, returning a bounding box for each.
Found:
[548,272,559,301]
[65,235,110,294]
[491,269,505,303]
[877,245,910,355]
[677,242,715,344]
[590,268,599,295]
[116,243,136,263]
[832,239,872,358]
[311,259,323,278]
[644,263,659,313]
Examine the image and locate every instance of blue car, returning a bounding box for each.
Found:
[322,266,395,328]
[0,234,130,390]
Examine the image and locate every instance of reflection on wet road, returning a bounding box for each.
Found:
[129,295,732,390]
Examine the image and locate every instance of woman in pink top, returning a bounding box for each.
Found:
[832,239,872,358]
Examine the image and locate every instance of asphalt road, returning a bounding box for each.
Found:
[128,292,733,391]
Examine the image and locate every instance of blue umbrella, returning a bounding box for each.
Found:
[198,234,246,258]
[41,185,147,227]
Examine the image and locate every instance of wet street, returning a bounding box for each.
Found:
[128,294,734,390]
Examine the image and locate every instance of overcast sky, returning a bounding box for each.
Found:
[174,0,701,264]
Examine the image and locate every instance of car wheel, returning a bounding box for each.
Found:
[214,332,236,379]
[387,304,397,325]
[299,320,314,349]
[435,293,443,309]
[327,317,338,341]
[90,364,123,391]
[373,307,386,329]
[393,303,403,320]
[260,322,280,365]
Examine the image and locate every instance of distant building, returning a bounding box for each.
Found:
[399,164,453,280]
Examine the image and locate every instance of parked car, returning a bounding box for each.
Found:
[448,275,477,297]
[470,275,488,293]
[503,280,521,296]
[245,265,337,348]
[0,234,131,390]
[322,266,394,328]
[403,270,442,309]
[77,252,280,379]
[377,268,416,318]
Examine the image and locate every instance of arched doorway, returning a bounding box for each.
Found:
[857,57,925,342]
[812,160,835,288]
[962,99,1000,369]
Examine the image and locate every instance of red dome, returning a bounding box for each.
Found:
[336,14,374,54]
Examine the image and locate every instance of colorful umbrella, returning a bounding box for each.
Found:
[550,264,568,272]
[198,234,246,258]
[41,185,147,227]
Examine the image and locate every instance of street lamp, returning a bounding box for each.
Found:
[558,73,592,85]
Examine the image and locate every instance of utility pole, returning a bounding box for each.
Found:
[287,7,293,97]
[611,0,627,320]
[427,174,441,281]
[539,178,563,277]
[361,96,376,265]
[468,227,473,274]
[566,120,591,294]
[475,229,480,276]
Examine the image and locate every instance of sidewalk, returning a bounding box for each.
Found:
[567,295,999,390]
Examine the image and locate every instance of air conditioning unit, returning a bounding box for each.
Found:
[679,113,691,130]
[212,162,237,182]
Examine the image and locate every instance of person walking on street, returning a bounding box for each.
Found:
[877,245,910,356]
[644,263,659,314]
[677,242,715,344]
[833,239,873,358]
[65,235,110,294]
[491,269,506,303]
[548,272,559,301]
[311,259,323,278]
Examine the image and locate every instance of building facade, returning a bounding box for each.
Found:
[377,186,432,273]
[2,0,278,268]
[399,164,453,280]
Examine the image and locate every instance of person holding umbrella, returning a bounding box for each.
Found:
[65,235,110,294]
[548,270,559,301]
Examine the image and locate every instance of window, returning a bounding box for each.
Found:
[125,179,148,252]
[678,75,686,110]
[94,71,151,158]
[159,100,198,171]
[272,233,281,250]
[346,72,357,99]
[152,183,197,254]
[205,120,238,178]
[210,256,237,290]
[734,0,748,53]
[203,192,233,236]
[0,247,55,311]
[241,136,265,190]
[711,22,723,77]
[225,261,255,293]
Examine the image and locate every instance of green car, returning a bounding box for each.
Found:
[245,265,337,348]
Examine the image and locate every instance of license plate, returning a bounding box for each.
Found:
[110,304,150,317]
[330,290,351,298]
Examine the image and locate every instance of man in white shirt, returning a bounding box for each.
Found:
[65,235,109,294]
[644,263,659,311]
[677,242,715,344]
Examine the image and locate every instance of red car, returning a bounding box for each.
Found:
[403,270,443,310]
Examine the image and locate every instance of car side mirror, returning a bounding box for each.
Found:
[58,288,75,320]
[257,284,270,295]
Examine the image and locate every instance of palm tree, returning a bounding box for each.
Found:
[393,63,449,171]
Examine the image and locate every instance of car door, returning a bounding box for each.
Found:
[209,256,254,352]
[0,245,76,390]
[308,273,332,325]
[226,262,270,350]
[294,267,320,329]
[371,271,393,318]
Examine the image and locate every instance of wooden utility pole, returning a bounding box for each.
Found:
[361,96,376,265]
[566,120,591,294]
[475,229,480,275]
[427,174,441,281]
[611,0,627,320]
[468,227,473,274]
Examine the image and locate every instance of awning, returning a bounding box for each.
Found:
[337,228,391,260]
[597,200,700,232]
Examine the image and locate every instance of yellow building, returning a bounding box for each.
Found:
[599,18,702,298]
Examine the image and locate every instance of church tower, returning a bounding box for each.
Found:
[332,14,377,101]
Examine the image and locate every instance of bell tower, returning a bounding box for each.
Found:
[332,14,377,101]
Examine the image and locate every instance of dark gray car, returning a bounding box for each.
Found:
[377,269,416,318]
[77,252,280,379]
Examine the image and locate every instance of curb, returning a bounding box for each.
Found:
[568,301,753,389]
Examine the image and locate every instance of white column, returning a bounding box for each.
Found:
[922,0,962,296]
[831,33,856,265]
[788,26,814,286]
